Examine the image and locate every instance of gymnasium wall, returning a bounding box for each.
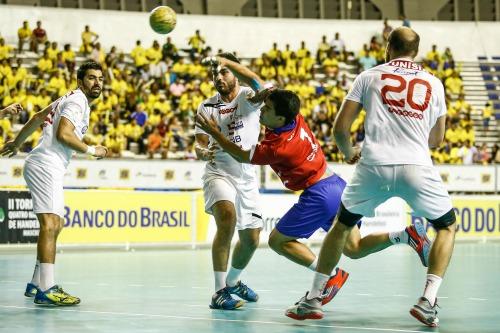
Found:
[1,5,500,60]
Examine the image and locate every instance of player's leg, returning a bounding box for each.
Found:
[401,165,456,327]
[225,180,262,302]
[268,229,316,267]
[286,164,388,320]
[344,223,431,266]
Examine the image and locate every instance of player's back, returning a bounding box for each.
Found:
[27,89,90,170]
[347,58,447,166]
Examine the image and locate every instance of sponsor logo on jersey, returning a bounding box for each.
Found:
[218,105,238,115]
[388,60,422,71]
[81,126,88,134]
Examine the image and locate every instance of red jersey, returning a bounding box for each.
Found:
[250,115,327,191]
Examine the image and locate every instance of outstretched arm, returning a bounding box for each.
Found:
[196,113,251,163]
[204,56,266,92]
[0,103,23,118]
[0,103,53,157]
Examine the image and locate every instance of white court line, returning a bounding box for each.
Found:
[159,285,175,288]
[392,295,409,297]
[191,286,208,289]
[0,305,426,333]
[96,283,110,286]
[468,298,487,301]
[356,293,373,296]
[127,284,144,287]
[255,289,272,292]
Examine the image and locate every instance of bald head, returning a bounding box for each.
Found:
[386,27,420,61]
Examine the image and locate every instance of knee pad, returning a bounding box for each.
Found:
[338,203,363,227]
[428,209,456,230]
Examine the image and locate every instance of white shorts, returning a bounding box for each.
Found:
[342,164,452,220]
[203,175,263,230]
[23,160,65,218]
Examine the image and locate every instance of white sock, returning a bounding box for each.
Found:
[423,274,442,306]
[214,271,226,292]
[226,266,243,287]
[307,257,318,271]
[389,230,409,245]
[39,263,55,291]
[30,260,40,286]
[307,272,330,299]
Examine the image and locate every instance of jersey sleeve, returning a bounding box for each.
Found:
[194,103,210,136]
[60,98,84,128]
[250,140,278,165]
[241,86,264,110]
[345,72,367,105]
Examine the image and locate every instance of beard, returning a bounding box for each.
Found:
[215,80,236,95]
[87,87,102,99]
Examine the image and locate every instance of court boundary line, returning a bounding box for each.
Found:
[0,305,426,333]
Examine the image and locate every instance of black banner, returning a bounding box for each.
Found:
[0,191,39,244]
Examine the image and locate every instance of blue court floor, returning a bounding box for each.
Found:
[0,242,499,333]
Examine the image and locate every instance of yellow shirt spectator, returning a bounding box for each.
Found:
[445,127,460,144]
[146,47,162,64]
[18,26,32,40]
[131,45,148,66]
[47,46,59,61]
[124,122,143,141]
[0,43,13,61]
[61,49,75,63]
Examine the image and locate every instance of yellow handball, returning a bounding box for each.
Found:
[149,6,177,34]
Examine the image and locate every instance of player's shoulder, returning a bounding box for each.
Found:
[200,94,221,109]
[63,89,87,105]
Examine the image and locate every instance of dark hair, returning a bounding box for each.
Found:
[268,89,300,125]
[77,61,102,81]
[217,52,240,64]
[388,27,420,57]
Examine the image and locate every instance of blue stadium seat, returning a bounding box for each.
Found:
[486,84,495,91]
[480,65,489,71]
[483,74,493,81]
[488,93,498,100]
[492,56,500,60]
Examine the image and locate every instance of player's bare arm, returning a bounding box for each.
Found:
[57,117,107,159]
[0,103,23,118]
[0,103,53,158]
[334,99,363,164]
[196,113,251,163]
[203,56,266,92]
[428,115,446,148]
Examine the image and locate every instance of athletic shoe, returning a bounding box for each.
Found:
[24,282,38,298]
[227,281,259,302]
[321,267,349,305]
[209,288,244,310]
[406,223,432,267]
[285,292,323,320]
[409,297,439,327]
[34,285,81,306]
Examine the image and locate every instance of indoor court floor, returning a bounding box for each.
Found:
[0,242,499,333]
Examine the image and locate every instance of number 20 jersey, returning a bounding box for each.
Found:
[346,57,447,166]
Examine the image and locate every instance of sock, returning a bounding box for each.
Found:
[307,257,318,271]
[423,274,442,306]
[307,272,330,300]
[214,271,226,292]
[226,266,243,287]
[39,263,55,291]
[389,230,409,245]
[30,260,40,286]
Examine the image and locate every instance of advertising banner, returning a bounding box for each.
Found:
[0,191,39,243]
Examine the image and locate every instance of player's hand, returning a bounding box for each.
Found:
[247,86,275,104]
[201,56,220,67]
[195,143,217,162]
[0,140,19,158]
[1,103,23,117]
[94,145,108,159]
[196,113,220,136]
[345,146,361,165]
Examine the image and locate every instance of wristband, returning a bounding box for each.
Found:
[86,145,96,156]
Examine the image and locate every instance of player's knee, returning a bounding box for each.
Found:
[40,217,61,235]
[428,209,456,231]
[268,233,282,253]
[343,242,362,259]
[242,233,259,250]
[338,203,363,228]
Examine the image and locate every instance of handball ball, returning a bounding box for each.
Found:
[149,6,177,34]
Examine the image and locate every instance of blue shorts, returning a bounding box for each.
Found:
[276,174,346,239]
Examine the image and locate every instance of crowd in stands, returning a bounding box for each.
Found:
[0,19,498,164]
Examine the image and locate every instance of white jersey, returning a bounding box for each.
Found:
[27,89,90,170]
[195,86,261,181]
[346,57,447,166]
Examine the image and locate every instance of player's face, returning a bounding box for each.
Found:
[213,67,237,95]
[260,98,285,128]
[79,69,104,99]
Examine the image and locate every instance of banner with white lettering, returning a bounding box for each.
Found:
[0,191,39,243]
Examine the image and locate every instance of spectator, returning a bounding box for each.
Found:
[161,36,178,61]
[17,21,31,53]
[482,102,493,128]
[187,29,206,59]
[317,35,330,63]
[30,21,47,54]
[146,40,162,65]
[62,44,76,72]
[267,42,279,60]
[131,40,148,67]
[330,32,345,53]
[478,143,491,165]
[458,140,478,165]
[382,18,393,42]
[0,38,13,61]
[90,42,105,64]
[147,127,164,159]
[400,14,411,27]
[37,50,53,74]
[81,25,99,55]
[358,51,377,71]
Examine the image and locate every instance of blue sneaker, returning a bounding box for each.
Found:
[227,281,259,302]
[24,283,38,298]
[209,288,244,310]
[34,285,81,306]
